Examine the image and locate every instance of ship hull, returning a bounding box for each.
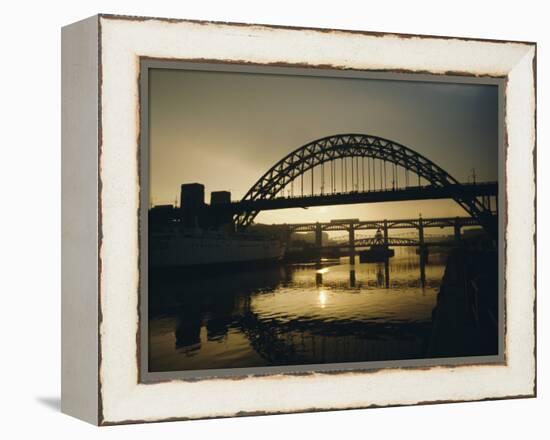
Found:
[359,247,395,263]
[149,232,286,268]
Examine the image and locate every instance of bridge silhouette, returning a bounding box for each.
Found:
[224,133,497,237]
[281,215,482,265]
[295,215,467,285]
[286,215,484,233]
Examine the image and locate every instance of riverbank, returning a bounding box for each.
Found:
[428,248,499,358]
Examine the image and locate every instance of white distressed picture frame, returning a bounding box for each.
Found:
[61,14,536,425]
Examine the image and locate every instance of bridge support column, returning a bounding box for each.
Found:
[284,225,292,248]
[383,220,389,288]
[418,215,425,247]
[316,272,323,286]
[349,269,356,287]
[348,223,355,265]
[418,216,426,288]
[315,222,322,264]
[454,217,462,245]
[315,222,322,248]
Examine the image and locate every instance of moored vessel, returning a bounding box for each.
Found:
[358,228,395,263]
[149,183,285,268]
[150,227,286,268]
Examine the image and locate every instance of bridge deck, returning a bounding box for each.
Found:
[227,182,497,214]
[284,215,489,232]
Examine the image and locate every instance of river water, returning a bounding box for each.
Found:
[148,250,449,372]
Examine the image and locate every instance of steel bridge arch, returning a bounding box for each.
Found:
[236,134,496,236]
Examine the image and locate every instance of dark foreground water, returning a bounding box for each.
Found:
[148,250,449,372]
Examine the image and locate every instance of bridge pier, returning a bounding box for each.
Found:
[417,215,427,287]
[315,222,322,248]
[418,215,425,247]
[383,220,389,288]
[315,222,323,264]
[284,225,292,249]
[348,223,356,265]
[383,219,389,246]
[454,217,462,245]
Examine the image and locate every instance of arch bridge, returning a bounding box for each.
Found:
[230,134,497,237]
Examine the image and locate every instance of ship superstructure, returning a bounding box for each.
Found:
[149,183,285,268]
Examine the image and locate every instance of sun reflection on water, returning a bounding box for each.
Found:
[318,289,328,308]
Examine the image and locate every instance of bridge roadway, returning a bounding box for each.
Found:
[226,182,497,214]
[285,215,484,233]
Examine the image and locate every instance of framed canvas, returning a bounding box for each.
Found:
[61,14,536,425]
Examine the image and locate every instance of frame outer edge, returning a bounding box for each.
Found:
[61,14,100,425]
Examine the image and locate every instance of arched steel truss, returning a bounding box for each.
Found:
[235,134,496,235]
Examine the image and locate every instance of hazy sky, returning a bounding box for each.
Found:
[149,68,498,225]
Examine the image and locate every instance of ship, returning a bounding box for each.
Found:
[150,227,286,268]
[358,228,395,263]
[149,183,285,268]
